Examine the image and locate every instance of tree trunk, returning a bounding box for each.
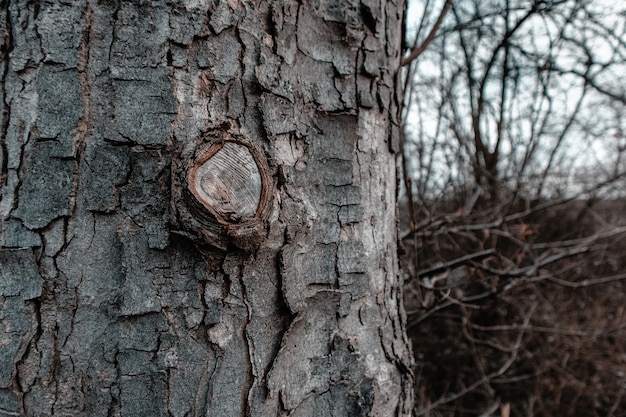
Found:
[0,0,413,416]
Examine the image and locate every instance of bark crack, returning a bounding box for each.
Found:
[192,352,215,416]
[238,270,254,417]
[8,119,27,215]
[106,348,121,417]
[69,2,93,218]
[107,2,120,67]
[31,1,44,65]
[0,2,11,190]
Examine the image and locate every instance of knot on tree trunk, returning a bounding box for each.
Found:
[171,131,274,251]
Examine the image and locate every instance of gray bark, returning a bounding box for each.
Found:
[0,0,413,416]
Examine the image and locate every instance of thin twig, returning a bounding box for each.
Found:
[402,0,453,66]
[531,226,626,249]
[547,272,626,288]
[417,249,496,278]
[467,321,626,337]
[482,245,590,278]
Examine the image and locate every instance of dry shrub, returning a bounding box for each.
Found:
[402,197,626,416]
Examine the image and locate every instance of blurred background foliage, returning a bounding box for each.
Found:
[401,1,626,415]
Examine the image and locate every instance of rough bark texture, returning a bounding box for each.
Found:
[0,0,413,416]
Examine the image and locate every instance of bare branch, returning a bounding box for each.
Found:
[402,0,452,66]
[468,320,626,338]
[547,272,626,288]
[416,249,496,278]
[550,65,626,105]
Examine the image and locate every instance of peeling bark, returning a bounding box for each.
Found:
[0,0,413,416]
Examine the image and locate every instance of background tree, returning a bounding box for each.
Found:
[0,1,413,416]
[402,0,626,415]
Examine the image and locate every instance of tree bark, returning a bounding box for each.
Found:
[0,0,413,416]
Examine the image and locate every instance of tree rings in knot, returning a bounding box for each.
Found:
[173,135,273,251]
[190,142,264,223]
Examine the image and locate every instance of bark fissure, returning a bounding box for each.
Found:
[238,271,254,417]
[0,2,11,190]
[6,114,25,216]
